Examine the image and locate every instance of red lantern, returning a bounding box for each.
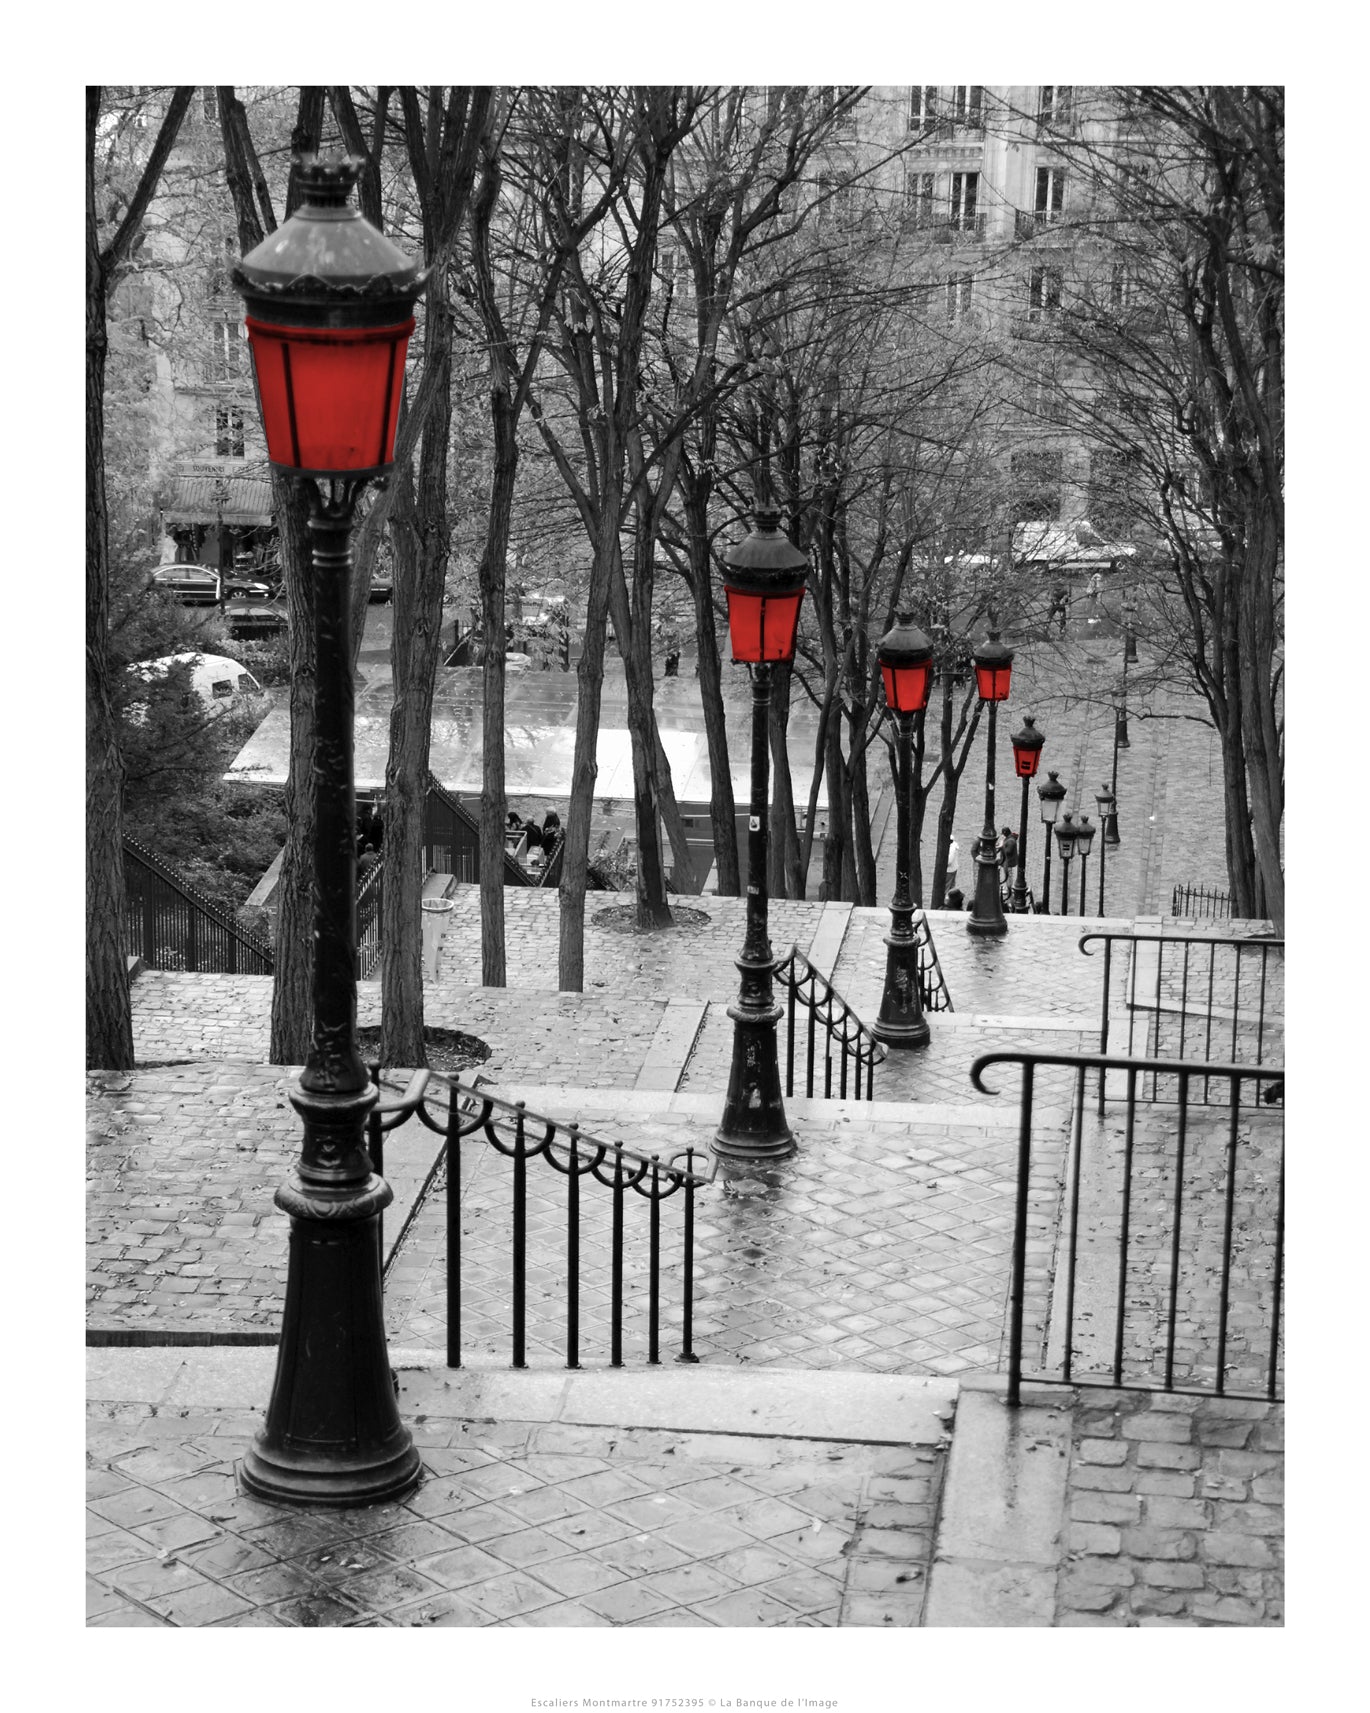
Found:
[722,506,808,664]
[1011,712,1045,778]
[972,629,1015,702]
[234,156,427,479]
[877,612,935,715]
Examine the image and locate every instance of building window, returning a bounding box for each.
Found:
[1028,266,1062,319]
[950,171,979,231]
[211,317,244,383]
[1011,449,1063,521]
[952,86,984,127]
[215,405,245,459]
[1038,86,1073,130]
[1110,263,1133,310]
[820,87,857,137]
[905,169,936,225]
[946,272,974,322]
[909,86,938,129]
[1035,167,1066,223]
[202,87,218,123]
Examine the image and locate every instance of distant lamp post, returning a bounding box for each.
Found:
[1095,782,1117,914]
[1122,593,1138,664]
[967,630,1014,937]
[872,613,934,1047]
[233,155,426,1507]
[1037,770,1066,915]
[714,500,808,1166]
[1009,713,1045,914]
[1055,811,1080,916]
[1074,813,1097,916]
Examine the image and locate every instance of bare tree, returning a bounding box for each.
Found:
[87,83,195,1069]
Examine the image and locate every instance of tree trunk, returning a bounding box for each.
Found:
[682,491,739,896]
[766,661,803,900]
[559,533,616,991]
[847,702,877,906]
[609,542,673,929]
[1237,512,1284,931]
[86,236,132,1070]
[477,392,516,986]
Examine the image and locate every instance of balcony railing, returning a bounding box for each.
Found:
[1015,208,1069,241]
[905,211,987,241]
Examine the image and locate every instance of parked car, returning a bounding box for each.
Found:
[367,564,394,603]
[225,598,288,641]
[151,563,221,605]
[222,569,275,600]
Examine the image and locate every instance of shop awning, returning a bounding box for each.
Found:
[158,475,274,528]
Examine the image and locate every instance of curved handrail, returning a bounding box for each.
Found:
[773,943,887,1100]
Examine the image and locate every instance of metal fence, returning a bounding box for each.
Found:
[773,945,887,1100]
[356,862,383,978]
[1081,928,1283,1109]
[914,909,955,1012]
[423,773,531,886]
[1171,883,1232,920]
[373,1074,713,1370]
[972,1047,1284,1407]
[123,835,273,975]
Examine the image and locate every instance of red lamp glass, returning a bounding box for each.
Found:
[233,156,428,479]
[1011,712,1045,778]
[877,612,935,714]
[722,505,808,664]
[972,629,1015,702]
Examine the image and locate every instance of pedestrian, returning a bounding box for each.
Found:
[357,842,379,878]
[998,825,1019,887]
[1087,571,1103,611]
[945,887,965,912]
[945,837,960,897]
[1048,581,1069,634]
[542,809,562,841]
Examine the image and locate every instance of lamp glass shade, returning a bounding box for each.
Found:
[881,659,932,714]
[1011,715,1045,778]
[1038,771,1066,825]
[244,317,414,475]
[1073,815,1097,856]
[1054,815,1077,858]
[724,585,805,664]
[974,658,1013,701]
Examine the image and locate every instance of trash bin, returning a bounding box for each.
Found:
[420,897,456,981]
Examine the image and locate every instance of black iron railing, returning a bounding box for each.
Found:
[1081,928,1283,1110]
[773,945,887,1099]
[1171,882,1233,920]
[424,772,531,887]
[123,835,273,974]
[914,909,955,1012]
[972,1047,1284,1408]
[356,861,383,978]
[376,1074,712,1370]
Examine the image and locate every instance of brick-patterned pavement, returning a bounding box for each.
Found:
[1055,1392,1283,1626]
[87,1398,945,1628]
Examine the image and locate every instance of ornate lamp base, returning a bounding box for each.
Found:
[713,998,796,1165]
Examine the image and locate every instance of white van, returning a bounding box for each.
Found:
[126,652,265,719]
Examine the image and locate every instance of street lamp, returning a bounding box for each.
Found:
[1095,782,1117,912]
[967,629,1014,937]
[1074,812,1097,916]
[1009,713,1045,914]
[1037,770,1066,915]
[232,156,426,1507]
[1055,810,1079,916]
[872,612,934,1047]
[714,500,808,1165]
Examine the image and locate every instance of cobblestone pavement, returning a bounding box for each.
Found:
[87,1395,945,1628]
[131,973,670,1087]
[1053,1391,1283,1626]
[381,1087,1068,1381]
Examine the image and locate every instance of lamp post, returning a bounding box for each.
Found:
[1074,813,1097,917]
[1009,713,1045,914]
[1121,592,1138,664]
[1055,811,1079,916]
[232,156,426,1507]
[1037,770,1066,914]
[967,630,1015,937]
[872,613,934,1047]
[1095,783,1116,912]
[714,501,808,1166]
